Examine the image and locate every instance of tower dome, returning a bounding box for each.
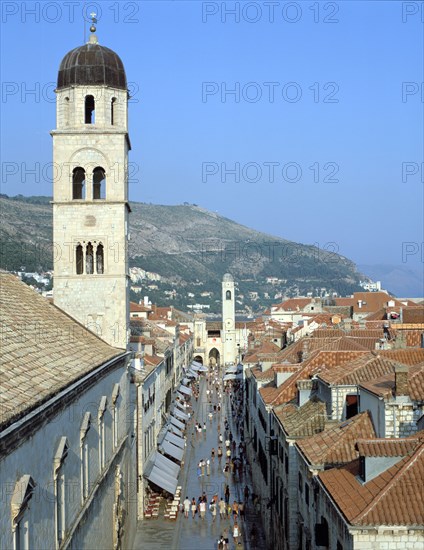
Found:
[57,42,127,90]
[223,273,234,282]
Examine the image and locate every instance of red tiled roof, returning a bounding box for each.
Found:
[265,350,366,406]
[356,437,423,458]
[318,354,400,386]
[319,442,424,526]
[296,412,376,467]
[360,364,424,401]
[130,301,150,312]
[273,298,312,312]
[274,398,327,437]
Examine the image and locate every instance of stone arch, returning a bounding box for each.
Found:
[209,348,220,367]
[193,355,203,364]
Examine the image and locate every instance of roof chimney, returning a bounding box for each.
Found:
[394,364,409,397]
[302,338,309,361]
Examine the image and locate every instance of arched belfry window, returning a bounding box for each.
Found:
[111,97,117,125]
[226,290,232,300]
[85,95,95,124]
[86,243,94,275]
[72,168,85,200]
[76,244,83,275]
[96,243,104,274]
[93,167,106,199]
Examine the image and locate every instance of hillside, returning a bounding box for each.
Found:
[0,195,366,312]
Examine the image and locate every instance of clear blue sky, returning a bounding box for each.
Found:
[1,0,423,272]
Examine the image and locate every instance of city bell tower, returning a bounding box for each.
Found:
[51,17,130,349]
[222,273,236,365]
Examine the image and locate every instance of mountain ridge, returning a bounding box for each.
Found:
[0,194,370,311]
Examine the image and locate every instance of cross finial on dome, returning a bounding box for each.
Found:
[90,12,97,32]
[88,12,98,44]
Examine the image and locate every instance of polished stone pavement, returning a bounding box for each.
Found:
[132,374,267,550]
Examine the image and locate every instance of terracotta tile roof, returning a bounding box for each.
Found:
[318,353,400,386]
[274,398,327,437]
[0,273,124,430]
[319,442,424,526]
[334,297,355,307]
[276,336,372,364]
[356,437,423,458]
[379,349,424,365]
[130,301,150,312]
[266,350,367,406]
[143,354,163,366]
[254,368,275,381]
[403,307,424,324]
[352,292,405,314]
[296,412,376,467]
[359,363,424,400]
[272,298,313,312]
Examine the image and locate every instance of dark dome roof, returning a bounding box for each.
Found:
[57,43,127,90]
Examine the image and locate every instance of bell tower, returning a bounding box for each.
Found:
[222,273,236,365]
[51,18,130,349]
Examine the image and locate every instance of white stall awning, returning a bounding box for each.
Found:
[178,384,192,396]
[160,440,184,461]
[146,465,178,495]
[182,377,191,385]
[155,451,180,478]
[223,374,236,381]
[225,366,238,374]
[191,360,203,368]
[198,365,209,372]
[168,425,184,438]
[173,408,189,421]
[170,415,185,430]
[165,432,185,449]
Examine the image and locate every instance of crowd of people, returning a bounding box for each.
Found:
[180,366,254,548]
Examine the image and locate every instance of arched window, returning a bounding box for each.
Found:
[86,243,94,275]
[85,95,95,124]
[111,97,117,125]
[11,475,36,550]
[64,97,70,126]
[76,244,84,274]
[72,168,85,200]
[54,437,69,547]
[96,243,104,274]
[93,167,106,199]
[226,290,231,300]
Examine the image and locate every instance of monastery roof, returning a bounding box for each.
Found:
[318,442,424,526]
[296,412,376,467]
[0,273,124,430]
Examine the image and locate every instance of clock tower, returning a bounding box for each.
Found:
[222,273,236,365]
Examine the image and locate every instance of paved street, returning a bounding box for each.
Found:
[133,373,267,550]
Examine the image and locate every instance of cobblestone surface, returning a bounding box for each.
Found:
[132,373,268,550]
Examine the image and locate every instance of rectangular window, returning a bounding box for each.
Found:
[56,471,65,545]
[82,440,89,501]
[298,473,303,493]
[305,482,309,506]
[14,518,30,550]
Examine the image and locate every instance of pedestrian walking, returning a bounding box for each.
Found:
[199,500,206,520]
[224,484,230,504]
[239,501,245,520]
[219,498,226,519]
[206,458,211,476]
[210,501,217,521]
[191,497,197,519]
[183,496,190,518]
[232,501,239,519]
[233,521,240,545]
[222,528,229,548]
[200,460,205,477]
